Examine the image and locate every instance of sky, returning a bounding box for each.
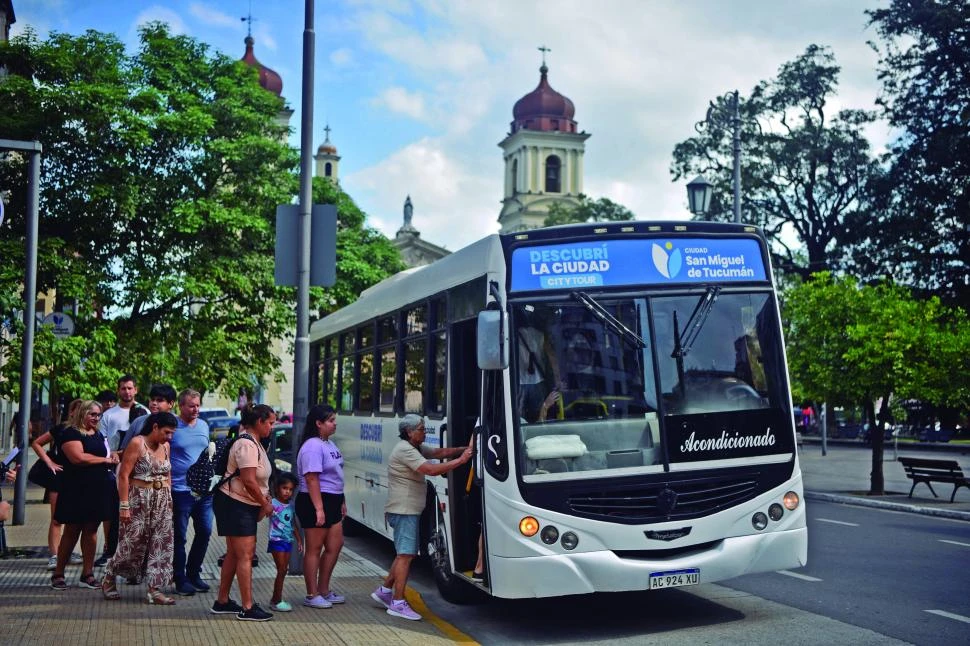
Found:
[12,0,889,252]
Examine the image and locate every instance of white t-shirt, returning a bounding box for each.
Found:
[99,404,146,451]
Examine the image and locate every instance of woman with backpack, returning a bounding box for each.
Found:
[211,404,276,622]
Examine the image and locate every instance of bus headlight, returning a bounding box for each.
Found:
[540,525,559,545]
[560,532,579,550]
[768,503,784,521]
[519,516,540,537]
[783,491,800,510]
[751,512,768,531]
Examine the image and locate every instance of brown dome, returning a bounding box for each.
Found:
[240,36,283,96]
[511,64,577,133]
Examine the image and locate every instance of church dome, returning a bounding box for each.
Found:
[240,36,283,96]
[511,63,577,133]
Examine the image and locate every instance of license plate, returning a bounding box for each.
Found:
[649,568,699,589]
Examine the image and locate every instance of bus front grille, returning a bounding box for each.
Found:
[566,473,760,523]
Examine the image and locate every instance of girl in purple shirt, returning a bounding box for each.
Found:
[294,405,346,609]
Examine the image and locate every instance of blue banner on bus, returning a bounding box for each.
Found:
[510,237,767,292]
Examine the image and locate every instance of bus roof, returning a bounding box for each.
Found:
[310,234,504,339]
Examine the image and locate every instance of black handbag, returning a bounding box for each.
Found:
[27,456,55,489]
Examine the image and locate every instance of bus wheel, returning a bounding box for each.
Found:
[425,506,483,605]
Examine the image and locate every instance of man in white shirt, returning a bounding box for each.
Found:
[96,375,147,567]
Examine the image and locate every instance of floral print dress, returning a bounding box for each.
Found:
[104,444,174,589]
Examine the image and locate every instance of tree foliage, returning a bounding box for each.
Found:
[784,273,970,492]
[543,195,635,227]
[671,45,882,282]
[855,0,970,311]
[0,26,400,404]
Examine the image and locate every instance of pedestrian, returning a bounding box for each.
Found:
[267,472,302,612]
[50,400,120,591]
[118,384,177,453]
[210,404,276,622]
[372,414,472,621]
[295,404,346,609]
[0,458,17,522]
[29,398,84,570]
[169,388,212,596]
[101,411,177,605]
[95,390,118,412]
[96,375,147,567]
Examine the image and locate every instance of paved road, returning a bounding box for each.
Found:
[725,499,970,645]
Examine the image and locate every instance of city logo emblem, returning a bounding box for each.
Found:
[651,242,682,279]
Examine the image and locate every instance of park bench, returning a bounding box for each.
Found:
[897,457,970,502]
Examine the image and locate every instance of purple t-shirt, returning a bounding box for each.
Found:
[296,437,344,495]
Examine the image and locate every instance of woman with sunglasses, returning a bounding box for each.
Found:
[50,400,120,591]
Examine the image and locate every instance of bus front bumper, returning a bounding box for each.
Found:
[487,526,808,599]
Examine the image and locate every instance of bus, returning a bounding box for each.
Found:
[309,220,807,601]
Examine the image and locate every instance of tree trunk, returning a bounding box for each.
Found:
[867,399,884,495]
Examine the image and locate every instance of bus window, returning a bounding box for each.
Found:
[379,346,397,414]
[404,339,426,413]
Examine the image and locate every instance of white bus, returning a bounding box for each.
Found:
[309,221,807,601]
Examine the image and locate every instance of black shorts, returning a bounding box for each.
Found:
[295,491,344,529]
[213,490,260,537]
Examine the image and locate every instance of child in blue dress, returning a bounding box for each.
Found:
[268,472,302,612]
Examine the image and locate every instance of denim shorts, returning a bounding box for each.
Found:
[386,513,420,555]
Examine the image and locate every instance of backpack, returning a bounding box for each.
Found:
[188,433,258,497]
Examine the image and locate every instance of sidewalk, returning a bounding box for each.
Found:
[0,484,471,646]
[798,440,970,521]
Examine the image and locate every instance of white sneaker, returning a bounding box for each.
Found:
[69,552,83,565]
[303,594,332,609]
[46,555,57,570]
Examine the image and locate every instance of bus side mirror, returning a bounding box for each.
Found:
[477,310,508,370]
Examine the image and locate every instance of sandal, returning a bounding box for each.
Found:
[146,588,176,605]
[79,573,99,589]
[102,576,121,600]
[50,575,67,591]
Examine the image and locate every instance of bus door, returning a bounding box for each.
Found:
[444,316,482,579]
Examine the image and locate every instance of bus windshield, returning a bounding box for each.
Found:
[513,289,788,478]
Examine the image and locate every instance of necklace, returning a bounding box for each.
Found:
[79,427,96,436]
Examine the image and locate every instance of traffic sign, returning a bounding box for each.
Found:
[42,312,75,339]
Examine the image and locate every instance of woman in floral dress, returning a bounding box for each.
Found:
[102,411,177,604]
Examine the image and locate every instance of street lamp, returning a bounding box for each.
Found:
[686,174,713,217]
[695,89,742,223]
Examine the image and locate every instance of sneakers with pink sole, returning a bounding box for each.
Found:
[386,599,421,621]
[370,587,392,609]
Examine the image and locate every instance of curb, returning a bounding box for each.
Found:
[805,491,970,522]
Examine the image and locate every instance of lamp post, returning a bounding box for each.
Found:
[686,174,713,218]
[695,90,742,223]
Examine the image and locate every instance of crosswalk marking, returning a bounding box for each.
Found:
[938,539,970,548]
[815,518,859,527]
[925,610,970,624]
[776,570,822,582]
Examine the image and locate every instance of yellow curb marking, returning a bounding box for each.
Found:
[405,587,480,644]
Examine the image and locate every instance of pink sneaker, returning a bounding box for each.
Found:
[370,587,392,609]
[386,599,421,621]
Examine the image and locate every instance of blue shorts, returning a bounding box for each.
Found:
[267,539,293,553]
[386,513,420,555]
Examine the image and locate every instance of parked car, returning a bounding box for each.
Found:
[266,423,295,473]
[207,416,240,441]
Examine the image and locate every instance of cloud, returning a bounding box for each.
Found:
[344,138,501,249]
[330,48,354,68]
[131,6,187,37]
[373,87,427,121]
[188,3,239,30]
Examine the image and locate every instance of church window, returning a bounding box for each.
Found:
[551,120,559,131]
[325,162,333,177]
[511,159,518,194]
[545,155,561,193]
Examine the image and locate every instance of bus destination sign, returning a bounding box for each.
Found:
[510,237,767,292]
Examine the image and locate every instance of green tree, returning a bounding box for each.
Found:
[856,0,970,311]
[0,26,399,404]
[671,45,883,281]
[784,273,970,493]
[543,195,635,227]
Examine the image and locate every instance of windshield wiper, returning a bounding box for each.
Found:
[570,291,646,349]
[671,286,720,358]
